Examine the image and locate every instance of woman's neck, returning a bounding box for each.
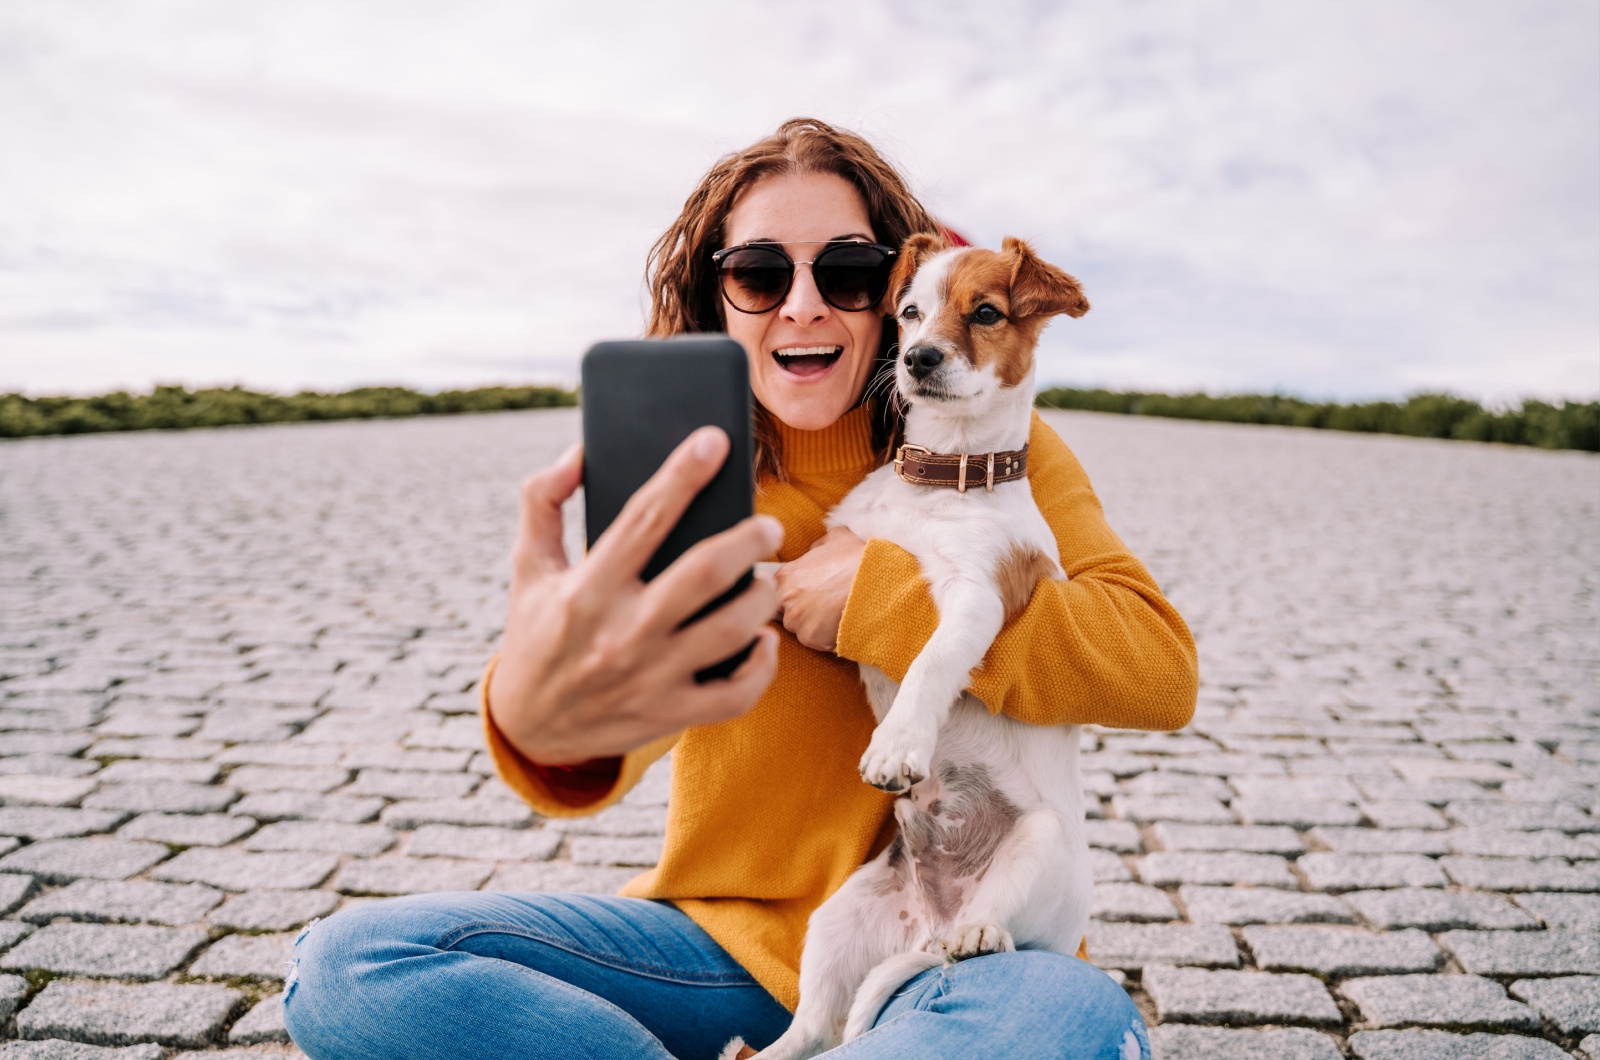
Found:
[770,403,878,478]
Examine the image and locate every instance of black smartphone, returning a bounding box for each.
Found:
[580,336,756,682]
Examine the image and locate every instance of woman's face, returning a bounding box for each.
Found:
[719,172,885,432]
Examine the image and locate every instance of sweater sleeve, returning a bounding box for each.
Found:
[835,413,1198,731]
[479,655,681,817]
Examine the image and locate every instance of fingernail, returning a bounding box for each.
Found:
[693,428,727,460]
[756,515,783,549]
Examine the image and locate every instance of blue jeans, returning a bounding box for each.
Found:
[283,892,1149,1060]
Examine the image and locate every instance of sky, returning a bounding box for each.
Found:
[1,0,1597,403]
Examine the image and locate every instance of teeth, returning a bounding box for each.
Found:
[773,346,841,358]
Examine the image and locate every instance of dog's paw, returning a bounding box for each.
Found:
[858,722,935,793]
[939,923,1015,962]
[717,1038,758,1060]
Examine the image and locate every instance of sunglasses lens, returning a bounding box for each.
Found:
[718,246,791,313]
[815,244,893,311]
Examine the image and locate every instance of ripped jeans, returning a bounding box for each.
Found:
[282,891,1149,1060]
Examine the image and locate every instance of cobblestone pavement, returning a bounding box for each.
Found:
[1,407,1597,1059]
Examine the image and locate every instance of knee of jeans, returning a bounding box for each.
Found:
[281,904,389,1047]
[999,953,1147,1057]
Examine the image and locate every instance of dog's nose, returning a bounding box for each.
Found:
[904,346,944,379]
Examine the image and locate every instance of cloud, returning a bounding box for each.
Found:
[0,0,1595,401]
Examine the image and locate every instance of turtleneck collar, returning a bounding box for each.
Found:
[770,403,879,478]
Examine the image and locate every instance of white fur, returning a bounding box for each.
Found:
[737,248,1091,1060]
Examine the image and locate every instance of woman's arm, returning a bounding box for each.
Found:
[483,430,783,814]
[834,413,1198,731]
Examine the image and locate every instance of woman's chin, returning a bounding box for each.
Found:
[762,388,853,432]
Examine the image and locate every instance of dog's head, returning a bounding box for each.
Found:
[882,234,1089,409]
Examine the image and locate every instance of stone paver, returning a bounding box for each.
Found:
[15,981,243,1047]
[116,814,257,848]
[1179,886,1352,925]
[1148,1026,1343,1059]
[242,821,396,857]
[18,880,224,926]
[0,1044,165,1059]
[1086,922,1240,969]
[1143,964,1341,1025]
[332,857,494,896]
[227,995,288,1045]
[186,933,295,980]
[208,890,341,933]
[0,924,208,979]
[1512,892,1600,931]
[1341,889,1538,931]
[1296,853,1449,891]
[1339,974,1540,1031]
[2,406,1595,1053]
[0,840,169,884]
[1508,976,1600,1035]
[149,850,338,892]
[1440,929,1600,976]
[1347,1029,1570,1059]
[1244,926,1443,976]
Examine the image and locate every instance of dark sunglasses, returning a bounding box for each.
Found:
[711,240,898,314]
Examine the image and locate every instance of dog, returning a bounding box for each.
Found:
[721,234,1095,1060]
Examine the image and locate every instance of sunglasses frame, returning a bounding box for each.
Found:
[711,240,899,315]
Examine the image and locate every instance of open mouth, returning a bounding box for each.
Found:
[772,346,843,378]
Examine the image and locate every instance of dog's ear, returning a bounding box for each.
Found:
[1004,236,1089,319]
[881,232,947,314]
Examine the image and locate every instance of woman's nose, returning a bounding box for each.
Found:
[780,263,829,324]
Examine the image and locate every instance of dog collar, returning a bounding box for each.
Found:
[893,443,1029,493]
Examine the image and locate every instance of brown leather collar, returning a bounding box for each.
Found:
[893,443,1029,493]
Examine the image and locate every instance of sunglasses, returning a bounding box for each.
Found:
[711,240,898,315]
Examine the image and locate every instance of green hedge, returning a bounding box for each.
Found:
[0,384,576,439]
[1034,388,1599,452]
[6,382,1595,453]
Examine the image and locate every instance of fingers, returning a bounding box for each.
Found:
[646,515,783,633]
[669,572,780,674]
[512,444,583,581]
[673,626,779,727]
[587,427,730,584]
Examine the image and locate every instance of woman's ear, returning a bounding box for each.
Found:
[880,232,947,315]
[1003,236,1090,319]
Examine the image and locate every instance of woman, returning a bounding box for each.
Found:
[284,118,1197,1060]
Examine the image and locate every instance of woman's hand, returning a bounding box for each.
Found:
[775,526,867,653]
[487,427,783,765]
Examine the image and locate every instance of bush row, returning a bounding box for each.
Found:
[0,385,577,438]
[1034,388,1599,452]
[4,383,1595,453]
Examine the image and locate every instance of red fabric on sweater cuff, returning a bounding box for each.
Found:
[529,756,624,801]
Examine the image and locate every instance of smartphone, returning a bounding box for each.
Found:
[580,336,756,682]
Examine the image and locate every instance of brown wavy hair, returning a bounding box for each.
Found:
[645,118,941,482]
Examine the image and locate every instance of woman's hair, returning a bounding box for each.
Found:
[645,117,941,481]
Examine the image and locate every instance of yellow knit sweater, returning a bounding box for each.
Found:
[483,405,1198,1011]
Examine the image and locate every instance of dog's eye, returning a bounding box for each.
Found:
[900,305,920,321]
[972,304,1002,325]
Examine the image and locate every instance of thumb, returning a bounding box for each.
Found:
[512,443,583,580]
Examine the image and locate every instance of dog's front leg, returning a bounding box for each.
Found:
[859,581,1004,792]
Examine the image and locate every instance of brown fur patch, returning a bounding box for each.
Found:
[996,542,1056,621]
[883,232,947,314]
[921,241,1089,388]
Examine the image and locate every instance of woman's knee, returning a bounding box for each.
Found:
[958,952,1148,1058]
[282,894,469,1054]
